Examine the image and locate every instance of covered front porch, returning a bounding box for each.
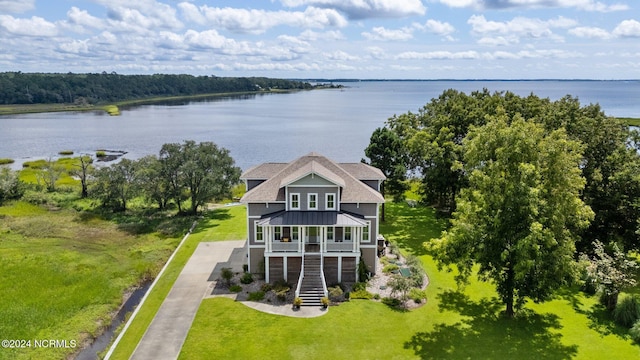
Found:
[256,211,370,254]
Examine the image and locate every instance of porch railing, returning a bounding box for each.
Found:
[271,241,300,252]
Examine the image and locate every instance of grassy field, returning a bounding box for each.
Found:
[0,201,190,360]
[106,205,247,360]
[177,201,639,359]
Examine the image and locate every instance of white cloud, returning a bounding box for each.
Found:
[67,7,105,30]
[366,46,387,59]
[468,15,575,44]
[613,19,640,38]
[59,39,91,54]
[280,0,426,19]
[362,26,414,41]
[96,0,183,30]
[396,51,481,60]
[325,50,360,61]
[185,6,347,34]
[0,0,35,13]
[299,29,345,41]
[569,26,611,39]
[437,0,628,12]
[0,15,57,36]
[420,19,456,36]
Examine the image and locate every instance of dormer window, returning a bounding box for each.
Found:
[326,193,336,210]
[290,193,300,210]
[308,193,317,210]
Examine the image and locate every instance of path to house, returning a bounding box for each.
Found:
[130,240,246,360]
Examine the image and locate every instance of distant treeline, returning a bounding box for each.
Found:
[0,72,313,105]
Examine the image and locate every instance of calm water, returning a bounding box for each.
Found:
[1,80,639,170]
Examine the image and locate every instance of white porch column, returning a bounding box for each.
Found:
[283,257,288,282]
[265,256,270,283]
[265,227,271,253]
[301,227,306,253]
[337,257,342,283]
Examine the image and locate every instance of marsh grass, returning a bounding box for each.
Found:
[0,201,187,360]
[0,158,14,165]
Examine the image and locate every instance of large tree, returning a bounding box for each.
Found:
[364,126,408,220]
[92,158,138,211]
[432,112,593,317]
[159,141,240,215]
[180,141,241,215]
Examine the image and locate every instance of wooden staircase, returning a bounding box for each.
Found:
[297,254,325,307]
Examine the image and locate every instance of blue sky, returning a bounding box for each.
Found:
[0,0,638,79]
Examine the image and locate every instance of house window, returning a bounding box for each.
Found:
[292,227,299,241]
[308,193,317,210]
[256,225,264,242]
[344,227,352,241]
[290,193,300,210]
[327,227,334,241]
[274,226,282,240]
[362,223,370,243]
[326,193,336,210]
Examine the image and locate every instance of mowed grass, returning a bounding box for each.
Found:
[179,201,639,359]
[0,202,182,360]
[107,205,247,360]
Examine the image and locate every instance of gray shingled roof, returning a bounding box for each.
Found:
[241,152,385,203]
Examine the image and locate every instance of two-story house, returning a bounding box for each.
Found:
[240,152,385,304]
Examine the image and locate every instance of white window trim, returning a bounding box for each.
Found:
[325,193,336,210]
[344,227,352,241]
[255,224,264,243]
[327,226,334,241]
[361,222,370,243]
[290,193,300,210]
[308,193,318,210]
[274,226,282,240]
[292,227,299,241]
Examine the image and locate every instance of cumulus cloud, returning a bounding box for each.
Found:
[437,0,628,12]
[0,0,35,13]
[325,50,360,61]
[362,26,414,41]
[67,7,105,30]
[468,15,576,44]
[299,29,345,41]
[395,48,583,61]
[179,5,347,34]
[0,15,57,36]
[421,19,456,36]
[95,0,183,30]
[280,0,426,19]
[569,26,612,39]
[613,19,640,38]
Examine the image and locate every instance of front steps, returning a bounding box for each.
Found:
[297,254,325,306]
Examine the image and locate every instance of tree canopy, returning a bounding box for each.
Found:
[384,89,640,252]
[432,112,593,317]
[0,72,312,105]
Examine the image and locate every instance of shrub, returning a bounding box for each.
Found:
[352,282,367,292]
[382,264,399,274]
[382,297,402,308]
[358,258,370,281]
[96,150,106,158]
[380,256,391,265]
[630,319,640,344]
[350,289,374,299]
[328,286,343,301]
[248,291,265,301]
[373,294,380,300]
[293,297,303,307]
[321,297,330,306]
[240,272,253,284]
[0,158,15,165]
[409,288,427,303]
[229,285,242,293]
[614,295,640,328]
[260,283,273,292]
[220,267,234,286]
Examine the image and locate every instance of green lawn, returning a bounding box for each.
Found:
[0,202,183,360]
[106,205,247,360]
[178,201,639,359]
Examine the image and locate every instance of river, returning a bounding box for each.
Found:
[1,80,639,170]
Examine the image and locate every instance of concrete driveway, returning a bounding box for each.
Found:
[130,240,245,360]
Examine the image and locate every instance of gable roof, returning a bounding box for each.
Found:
[241,152,385,204]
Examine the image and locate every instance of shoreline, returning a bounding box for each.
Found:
[0,89,310,116]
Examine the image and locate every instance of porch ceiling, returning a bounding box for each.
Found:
[256,211,368,227]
